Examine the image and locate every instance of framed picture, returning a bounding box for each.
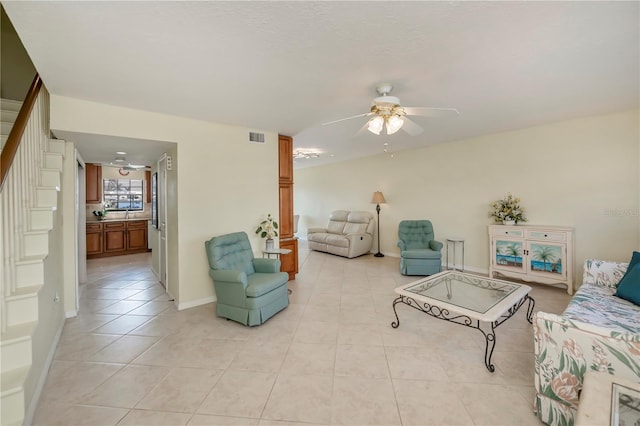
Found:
[151,172,158,229]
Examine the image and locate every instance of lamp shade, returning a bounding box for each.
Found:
[386,116,404,135]
[371,191,386,204]
[367,116,384,135]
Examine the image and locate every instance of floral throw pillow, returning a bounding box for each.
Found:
[582,259,629,289]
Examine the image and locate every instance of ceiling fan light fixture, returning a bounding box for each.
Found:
[386,115,404,135]
[367,116,384,135]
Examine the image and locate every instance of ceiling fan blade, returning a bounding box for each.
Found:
[354,120,371,137]
[403,107,460,117]
[401,117,424,136]
[322,112,372,126]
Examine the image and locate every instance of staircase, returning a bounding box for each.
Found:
[0,88,65,425]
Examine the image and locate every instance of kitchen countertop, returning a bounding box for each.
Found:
[88,217,151,223]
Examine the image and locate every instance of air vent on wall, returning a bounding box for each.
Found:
[249,132,265,143]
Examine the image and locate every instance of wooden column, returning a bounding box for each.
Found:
[278,134,298,280]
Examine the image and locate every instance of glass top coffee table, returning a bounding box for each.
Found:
[392,271,535,372]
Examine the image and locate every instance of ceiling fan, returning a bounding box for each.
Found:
[322,83,459,136]
[101,155,151,171]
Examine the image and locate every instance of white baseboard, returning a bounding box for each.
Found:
[177,295,216,311]
[24,317,64,426]
[65,309,78,318]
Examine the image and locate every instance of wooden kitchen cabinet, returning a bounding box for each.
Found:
[278,134,298,280]
[104,221,126,253]
[86,223,103,256]
[87,220,150,258]
[127,220,148,250]
[86,163,102,203]
[145,170,151,203]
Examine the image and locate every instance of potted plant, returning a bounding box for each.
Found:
[489,193,527,225]
[255,213,279,250]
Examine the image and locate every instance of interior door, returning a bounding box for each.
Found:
[158,155,167,288]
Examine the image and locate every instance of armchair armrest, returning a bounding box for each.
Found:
[253,258,282,273]
[429,240,443,251]
[210,269,247,287]
[397,240,406,250]
[307,227,327,235]
[533,311,640,419]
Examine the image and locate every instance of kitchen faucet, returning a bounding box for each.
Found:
[125,209,129,219]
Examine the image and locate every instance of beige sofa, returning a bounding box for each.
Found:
[307,210,374,258]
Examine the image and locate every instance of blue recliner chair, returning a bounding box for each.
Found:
[204,232,289,326]
[397,220,443,276]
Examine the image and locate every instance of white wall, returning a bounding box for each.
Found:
[295,109,640,281]
[50,95,279,308]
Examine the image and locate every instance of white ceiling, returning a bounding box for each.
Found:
[4,1,639,168]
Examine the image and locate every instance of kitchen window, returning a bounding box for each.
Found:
[103,179,144,211]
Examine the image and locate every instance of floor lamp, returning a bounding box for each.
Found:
[371,191,386,257]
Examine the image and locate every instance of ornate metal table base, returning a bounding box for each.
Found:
[391,294,535,372]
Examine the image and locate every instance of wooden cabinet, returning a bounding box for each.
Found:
[127,220,148,250]
[488,224,575,294]
[87,220,150,259]
[145,170,151,203]
[86,223,103,256]
[278,134,298,280]
[104,222,126,253]
[86,163,102,203]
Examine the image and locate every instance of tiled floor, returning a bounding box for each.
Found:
[33,242,571,425]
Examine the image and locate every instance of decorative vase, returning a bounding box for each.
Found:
[265,238,274,250]
[502,220,516,226]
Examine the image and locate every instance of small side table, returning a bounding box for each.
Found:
[263,248,292,259]
[446,238,465,272]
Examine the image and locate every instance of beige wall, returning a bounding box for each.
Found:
[50,95,279,308]
[295,109,640,282]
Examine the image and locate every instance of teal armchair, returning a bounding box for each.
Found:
[397,220,443,276]
[204,232,289,326]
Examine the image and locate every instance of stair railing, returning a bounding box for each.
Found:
[0,74,47,334]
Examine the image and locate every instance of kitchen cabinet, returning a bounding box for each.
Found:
[278,134,298,280]
[145,170,151,203]
[488,224,575,294]
[87,220,150,259]
[86,223,103,256]
[127,220,148,250]
[86,163,102,203]
[104,222,126,253]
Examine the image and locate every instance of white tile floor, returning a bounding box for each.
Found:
[33,241,571,425]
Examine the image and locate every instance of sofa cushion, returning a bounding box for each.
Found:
[330,210,350,221]
[326,234,349,248]
[582,259,628,289]
[343,222,368,235]
[615,263,640,306]
[308,232,330,243]
[401,249,441,260]
[347,211,372,223]
[619,251,640,283]
[327,220,346,234]
[564,282,639,334]
[246,272,288,297]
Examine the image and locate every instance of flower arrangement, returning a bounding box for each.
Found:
[489,193,527,224]
[255,213,279,239]
[92,203,109,220]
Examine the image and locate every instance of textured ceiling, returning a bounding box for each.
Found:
[3,1,639,168]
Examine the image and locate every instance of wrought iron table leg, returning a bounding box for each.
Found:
[477,322,497,372]
[391,296,403,328]
[526,295,535,324]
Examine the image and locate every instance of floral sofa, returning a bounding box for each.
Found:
[533,259,640,426]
